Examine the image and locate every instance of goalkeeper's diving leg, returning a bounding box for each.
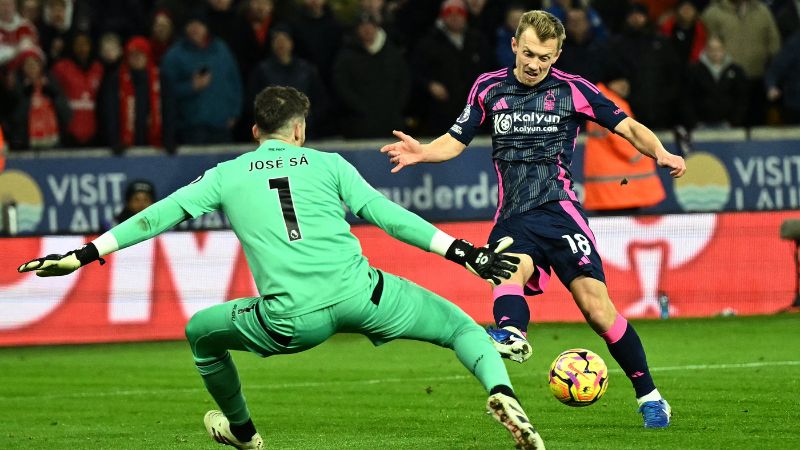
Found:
[185,299,265,450]
[359,271,545,450]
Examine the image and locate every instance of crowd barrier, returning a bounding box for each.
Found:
[2,210,795,346]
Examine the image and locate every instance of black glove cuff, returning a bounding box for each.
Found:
[75,242,104,266]
[445,239,472,265]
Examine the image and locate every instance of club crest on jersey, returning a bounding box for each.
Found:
[544,91,556,111]
[456,105,471,123]
[494,113,513,134]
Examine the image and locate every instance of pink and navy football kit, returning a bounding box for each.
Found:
[449,67,628,293]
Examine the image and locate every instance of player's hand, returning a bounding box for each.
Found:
[17,243,104,277]
[380,130,425,173]
[445,236,520,285]
[657,151,686,178]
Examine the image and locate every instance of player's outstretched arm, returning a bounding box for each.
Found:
[614,117,686,178]
[17,197,190,277]
[380,131,467,173]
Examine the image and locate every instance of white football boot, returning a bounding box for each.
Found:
[487,393,545,450]
[486,326,532,363]
[204,410,264,450]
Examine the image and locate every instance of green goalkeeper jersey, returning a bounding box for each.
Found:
[170,140,389,318]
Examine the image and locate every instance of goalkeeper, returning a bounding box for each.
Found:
[18,86,545,450]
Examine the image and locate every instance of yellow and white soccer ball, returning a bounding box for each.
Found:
[548,348,609,407]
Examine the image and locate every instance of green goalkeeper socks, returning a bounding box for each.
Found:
[194,352,252,425]
[452,327,513,392]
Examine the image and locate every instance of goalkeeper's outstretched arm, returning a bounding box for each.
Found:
[93,197,191,255]
[356,196,519,285]
[18,197,190,277]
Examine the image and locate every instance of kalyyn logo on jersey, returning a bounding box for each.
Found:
[494,113,513,134]
[456,105,471,123]
[512,112,560,124]
[494,111,561,134]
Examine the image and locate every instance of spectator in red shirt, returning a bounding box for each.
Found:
[659,0,707,65]
[98,37,162,153]
[6,45,71,149]
[50,31,104,146]
[0,0,38,68]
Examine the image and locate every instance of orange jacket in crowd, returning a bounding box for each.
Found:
[583,83,665,211]
[0,127,5,172]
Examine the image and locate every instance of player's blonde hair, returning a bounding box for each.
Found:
[515,10,566,49]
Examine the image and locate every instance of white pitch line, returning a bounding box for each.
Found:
[608,360,800,373]
[6,361,799,401]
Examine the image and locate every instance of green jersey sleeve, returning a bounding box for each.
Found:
[169,167,223,218]
[109,197,189,250]
[357,196,439,251]
[335,155,384,215]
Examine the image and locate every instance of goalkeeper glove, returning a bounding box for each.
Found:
[17,242,105,277]
[445,236,520,285]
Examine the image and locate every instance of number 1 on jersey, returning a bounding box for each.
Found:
[269,177,303,242]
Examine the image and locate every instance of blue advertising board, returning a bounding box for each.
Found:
[4,138,800,235]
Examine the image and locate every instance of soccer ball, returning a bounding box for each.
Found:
[548,348,609,407]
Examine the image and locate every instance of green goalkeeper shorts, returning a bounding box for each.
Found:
[203,267,484,357]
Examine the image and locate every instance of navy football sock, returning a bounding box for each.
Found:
[601,314,657,398]
[492,285,529,333]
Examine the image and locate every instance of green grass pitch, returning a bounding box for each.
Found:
[1,314,799,449]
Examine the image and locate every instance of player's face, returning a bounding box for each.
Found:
[511,28,561,87]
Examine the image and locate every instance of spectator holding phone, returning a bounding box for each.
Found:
[160,11,242,147]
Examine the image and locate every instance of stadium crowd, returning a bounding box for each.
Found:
[0,0,798,153]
